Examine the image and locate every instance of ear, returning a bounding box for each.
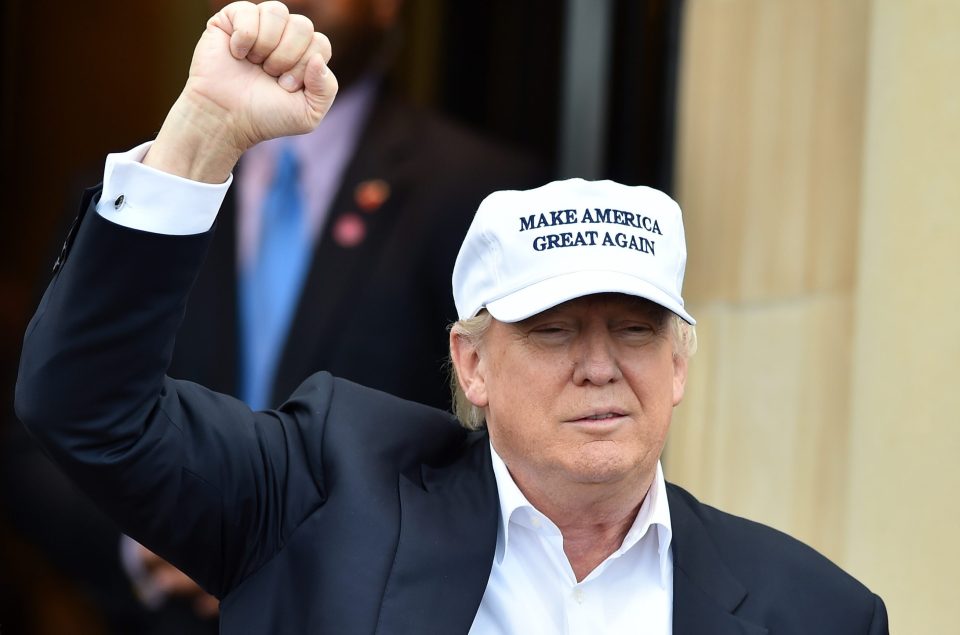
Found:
[449,330,489,408]
[672,353,688,407]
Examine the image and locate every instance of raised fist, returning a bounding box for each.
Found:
[146,1,338,182]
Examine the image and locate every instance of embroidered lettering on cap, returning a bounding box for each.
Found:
[601,231,656,255]
[532,230,600,251]
[519,209,578,231]
[519,207,663,236]
[580,208,662,235]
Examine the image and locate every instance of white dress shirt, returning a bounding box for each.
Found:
[94,154,674,633]
[470,446,673,635]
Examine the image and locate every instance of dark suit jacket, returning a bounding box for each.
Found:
[17,198,888,634]
[170,90,545,410]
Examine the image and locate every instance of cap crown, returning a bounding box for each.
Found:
[452,179,694,324]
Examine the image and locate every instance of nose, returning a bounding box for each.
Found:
[571,330,622,386]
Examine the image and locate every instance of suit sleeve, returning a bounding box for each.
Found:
[868,594,889,634]
[15,196,327,598]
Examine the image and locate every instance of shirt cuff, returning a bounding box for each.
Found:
[96,141,232,235]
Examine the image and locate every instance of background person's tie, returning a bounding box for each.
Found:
[240,145,312,410]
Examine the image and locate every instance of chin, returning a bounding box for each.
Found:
[567,445,633,484]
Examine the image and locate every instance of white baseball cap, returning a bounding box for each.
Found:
[452,178,695,324]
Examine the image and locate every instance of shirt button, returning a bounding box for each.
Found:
[114,194,125,209]
[530,515,542,528]
[573,588,585,604]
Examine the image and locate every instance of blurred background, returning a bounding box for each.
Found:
[1,0,957,633]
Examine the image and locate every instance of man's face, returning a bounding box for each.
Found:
[208,0,400,87]
[460,294,687,493]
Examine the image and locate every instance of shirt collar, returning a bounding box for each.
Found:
[489,442,673,587]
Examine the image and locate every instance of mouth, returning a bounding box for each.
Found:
[567,409,628,425]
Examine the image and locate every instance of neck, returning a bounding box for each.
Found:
[560,501,643,581]
[511,468,656,582]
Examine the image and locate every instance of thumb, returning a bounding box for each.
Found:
[303,53,338,120]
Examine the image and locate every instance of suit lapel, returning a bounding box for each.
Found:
[271,93,415,403]
[376,435,499,635]
[668,486,768,635]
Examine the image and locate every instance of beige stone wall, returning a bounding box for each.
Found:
[667,0,960,631]
[845,0,960,630]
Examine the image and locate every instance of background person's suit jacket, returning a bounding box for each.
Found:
[16,195,888,635]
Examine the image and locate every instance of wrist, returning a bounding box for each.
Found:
[143,90,247,184]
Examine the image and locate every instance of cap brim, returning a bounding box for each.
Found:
[485,270,695,324]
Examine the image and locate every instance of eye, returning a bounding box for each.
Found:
[527,322,575,343]
[531,325,571,336]
[617,322,658,340]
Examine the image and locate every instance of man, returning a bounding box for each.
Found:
[16,3,887,633]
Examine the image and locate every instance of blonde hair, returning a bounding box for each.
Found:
[448,309,697,430]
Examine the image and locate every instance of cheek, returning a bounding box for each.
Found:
[625,354,680,413]
[485,371,535,428]
[484,360,559,445]
[487,357,564,418]
[484,349,531,405]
